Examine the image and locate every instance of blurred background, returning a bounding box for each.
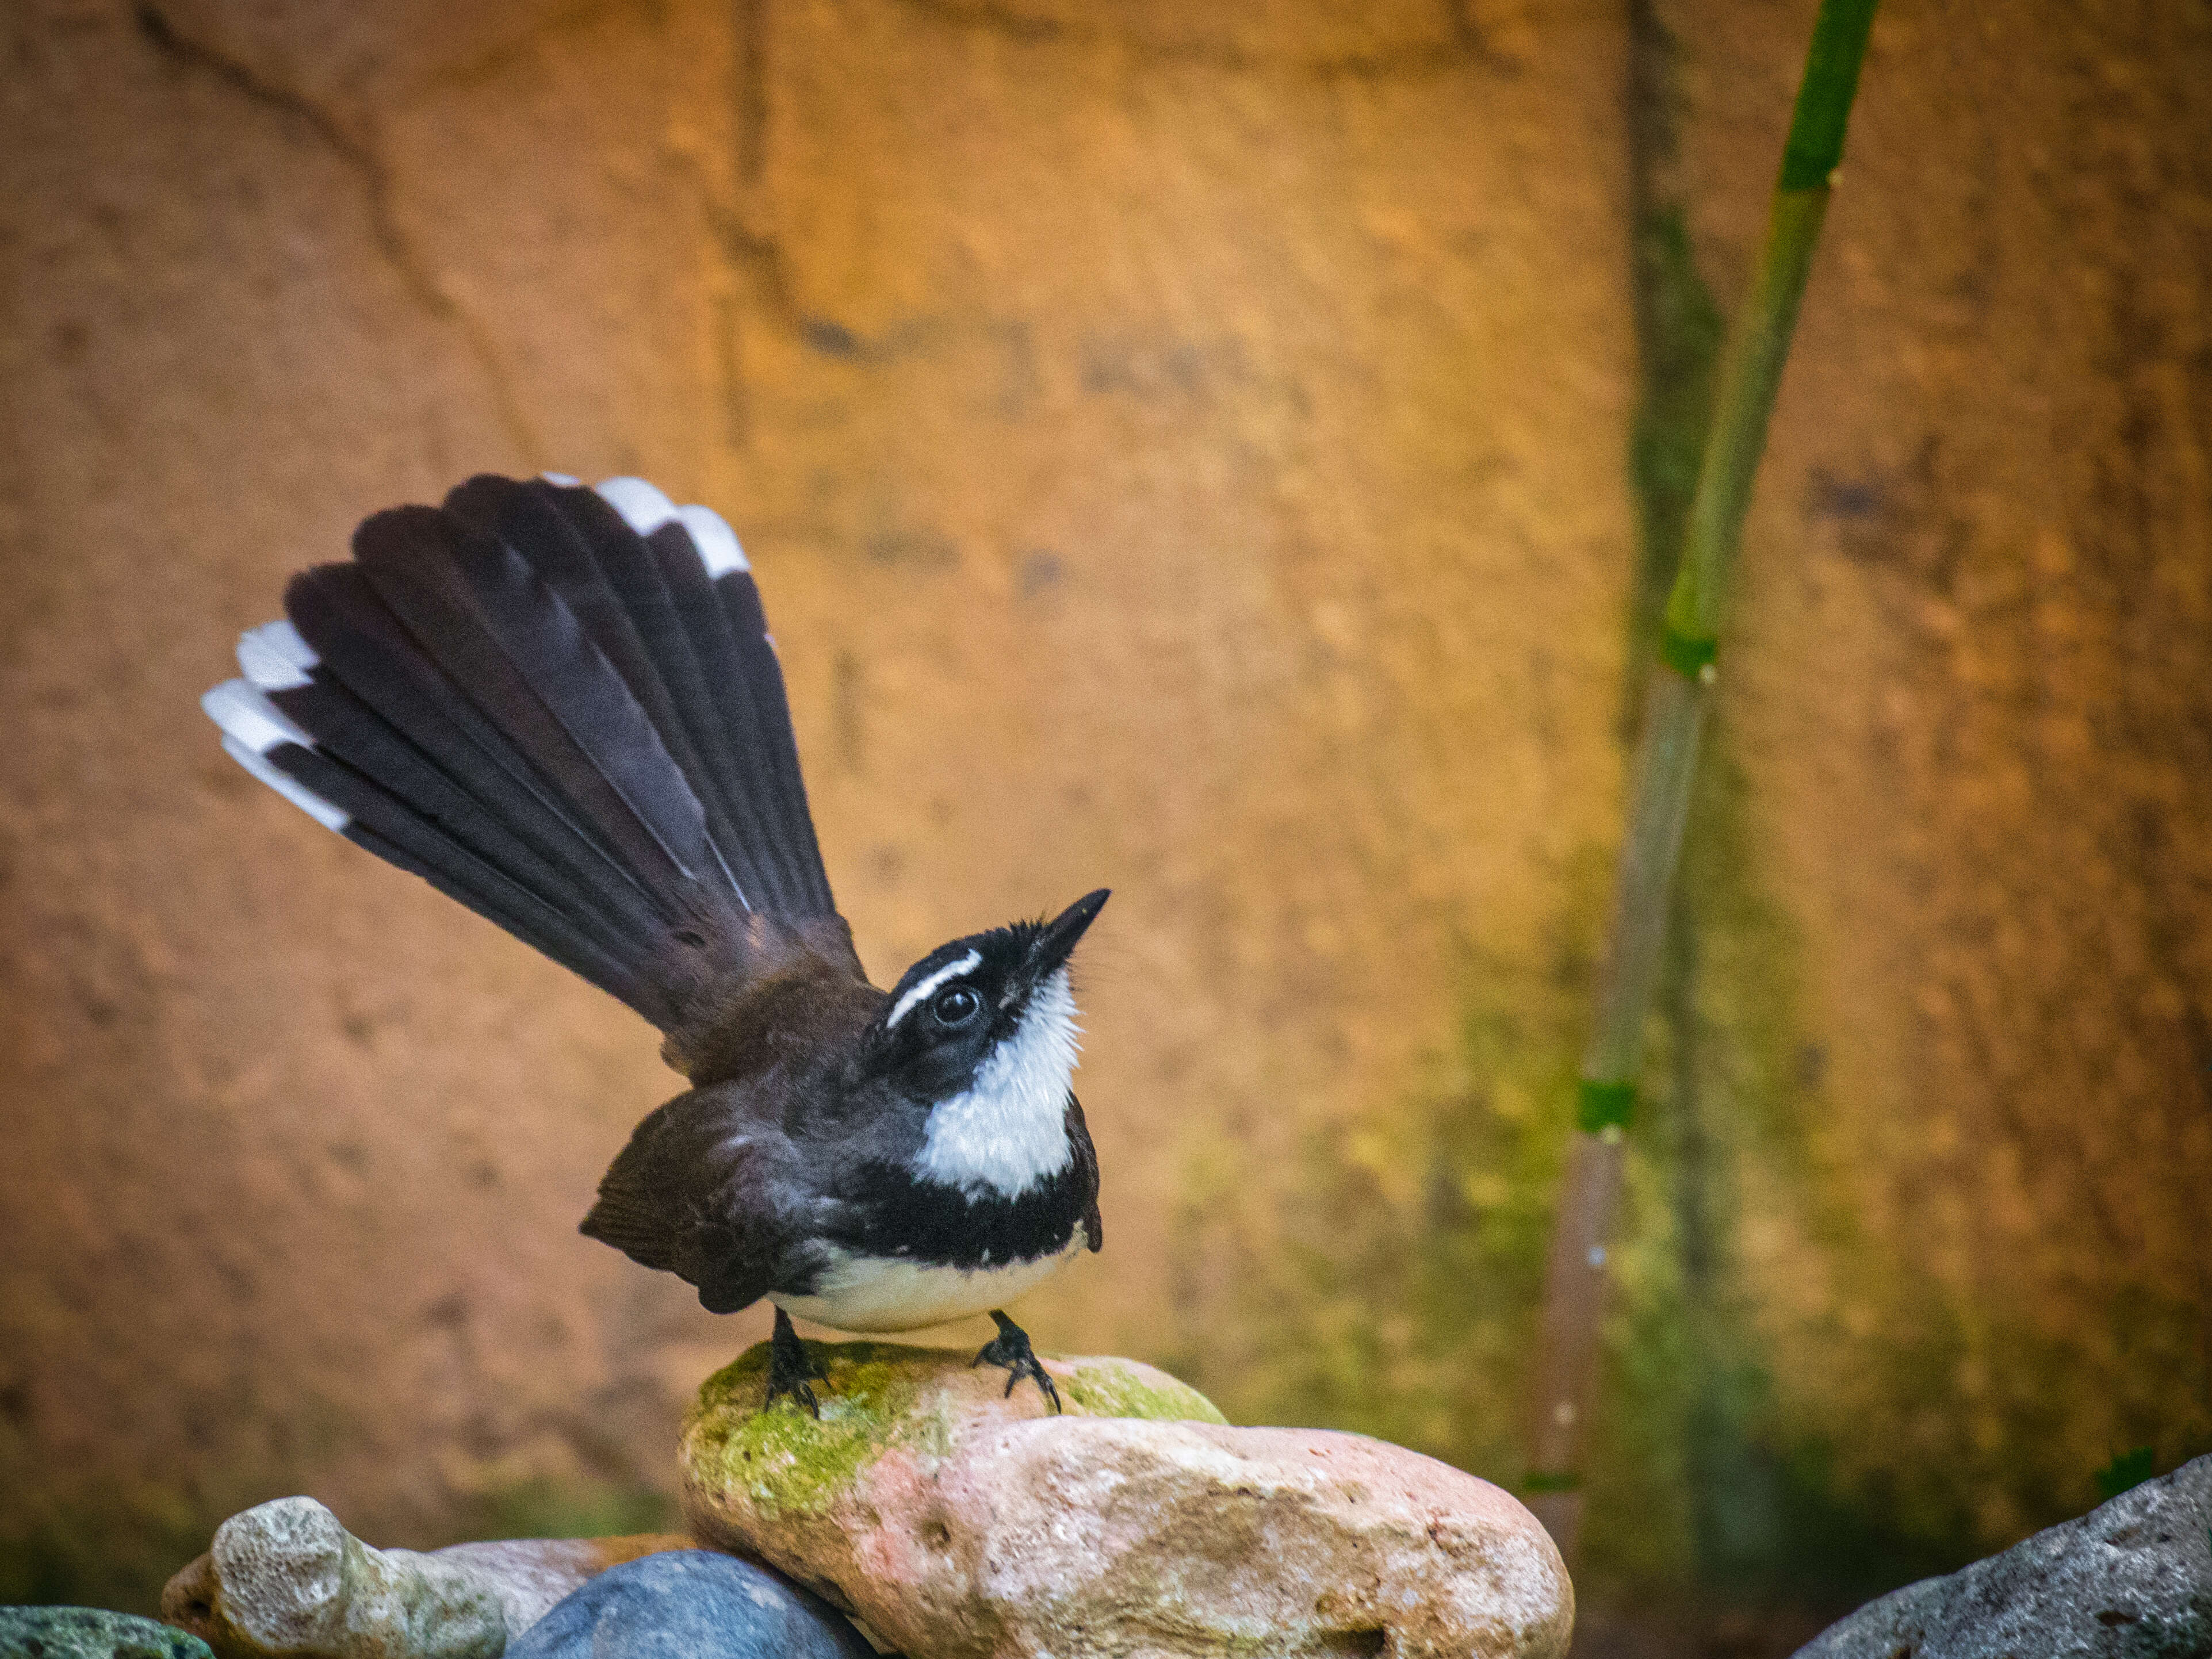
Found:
[3,0,2209,1650]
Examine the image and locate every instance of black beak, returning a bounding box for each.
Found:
[1027,888,1109,980]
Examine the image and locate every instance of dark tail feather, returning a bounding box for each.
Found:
[284,565,669,948]
[250,633,657,971]
[642,521,830,915]
[352,506,715,900]
[442,477,761,905]
[556,477,837,919]
[700,545,837,917]
[201,677,659,1014]
[204,474,856,1040]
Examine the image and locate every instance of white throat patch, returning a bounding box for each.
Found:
[917,968,1080,1198]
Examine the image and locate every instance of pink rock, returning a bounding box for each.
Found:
[682,1341,1572,1659]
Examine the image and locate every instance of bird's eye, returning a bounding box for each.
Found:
[932,984,983,1027]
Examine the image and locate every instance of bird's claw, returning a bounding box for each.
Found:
[768,1308,826,1417]
[973,1309,1062,1413]
[768,1374,820,1417]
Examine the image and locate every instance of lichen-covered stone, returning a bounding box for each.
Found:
[682,1341,1571,1659]
[1793,1454,2212,1659]
[159,1497,691,1658]
[159,1498,502,1659]
[684,1340,1225,1520]
[503,1551,873,1659]
[0,1607,213,1659]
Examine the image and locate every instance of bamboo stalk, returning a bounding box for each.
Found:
[1520,0,1880,1562]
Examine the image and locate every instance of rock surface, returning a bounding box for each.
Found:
[410,1537,699,1639]
[683,1340,1572,1659]
[1793,1454,2212,1659]
[159,1497,690,1658]
[0,1607,213,1659]
[504,1550,874,1659]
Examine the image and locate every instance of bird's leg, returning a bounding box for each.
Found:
[971,1309,1062,1413]
[766,1306,825,1416]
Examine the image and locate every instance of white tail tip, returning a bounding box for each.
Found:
[236,620,317,691]
[676,504,748,575]
[594,477,749,576]
[593,476,679,535]
[202,679,315,756]
[215,735,350,832]
[204,677,349,831]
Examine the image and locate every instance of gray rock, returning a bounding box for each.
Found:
[160,1497,695,1658]
[1794,1454,2212,1659]
[0,1607,213,1659]
[160,1497,503,1659]
[503,1551,874,1659]
[420,1537,695,1638]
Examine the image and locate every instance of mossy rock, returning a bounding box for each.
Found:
[0,1606,213,1659]
[683,1342,1225,1522]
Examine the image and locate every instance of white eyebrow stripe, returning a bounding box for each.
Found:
[887,949,982,1029]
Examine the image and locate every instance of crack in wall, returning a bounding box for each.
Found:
[691,186,810,348]
[133,2,544,468]
[690,152,1024,377]
[734,0,769,186]
[705,0,939,363]
[705,0,1471,451]
[423,0,649,91]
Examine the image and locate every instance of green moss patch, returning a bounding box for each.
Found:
[687,1340,1226,1518]
[1055,1362,1226,1425]
[690,1342,935,1515]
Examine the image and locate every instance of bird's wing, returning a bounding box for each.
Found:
[581,1083,790,1315]
[1066,1093,1104,1252]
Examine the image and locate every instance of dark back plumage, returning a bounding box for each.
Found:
[202,474,858,1069]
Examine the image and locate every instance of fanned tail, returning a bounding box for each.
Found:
[202,474,854,1051]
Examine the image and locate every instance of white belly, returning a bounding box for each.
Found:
[771,1239,1084,1332]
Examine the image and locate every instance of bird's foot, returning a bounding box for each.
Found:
[767,1306,825,1417]
[971,1309,1062,1413]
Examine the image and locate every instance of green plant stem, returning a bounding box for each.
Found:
[1663,191,1831,660]
[1520,0,1877,1563]
[1584,668,1708,1089]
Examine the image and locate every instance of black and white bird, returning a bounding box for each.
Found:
[201,473,1105,1411]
